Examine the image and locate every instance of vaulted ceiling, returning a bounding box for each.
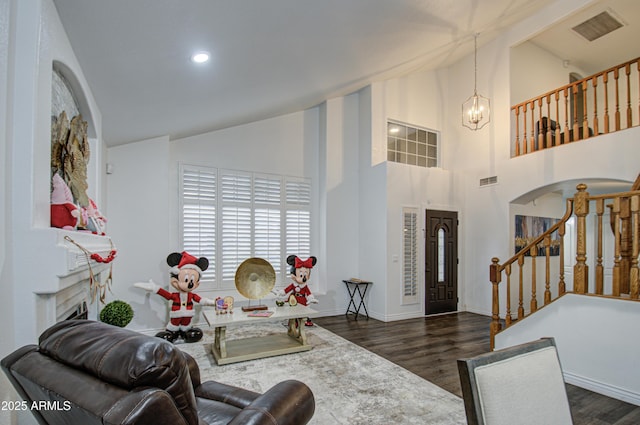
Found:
[529,0,640,74]
[52,0,638,147]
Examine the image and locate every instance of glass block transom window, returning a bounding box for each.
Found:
[387,121,438,168]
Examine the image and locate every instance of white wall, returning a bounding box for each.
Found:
[320,95,362,316]
[495,294,640,406]
[1,0,14,359]
[1,1,16,423]
[106,135,172,331]
[510,40,591,105]
[356,84,388,319]
[6,0,104,349]
[3,1,104,423]
[107,106,370,332]
[383,68,446,132]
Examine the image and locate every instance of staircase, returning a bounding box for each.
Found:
[489,175,640,350]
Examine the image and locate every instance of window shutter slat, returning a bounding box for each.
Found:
[286,181,311,205]
[402,208,418,303]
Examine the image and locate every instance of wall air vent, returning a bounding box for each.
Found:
[572,11,623,42]
[479,176,498,187]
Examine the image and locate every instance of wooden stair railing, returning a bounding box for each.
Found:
[511,57,640,157]
[490,181,640,349]
[606,174,640,294]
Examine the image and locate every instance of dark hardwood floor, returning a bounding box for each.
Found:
[314,312,640,425]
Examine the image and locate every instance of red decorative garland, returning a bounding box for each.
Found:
[90,250,117,263]
[64,235,116,303]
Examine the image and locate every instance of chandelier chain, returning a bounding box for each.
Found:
[474,33,478,94]
[462,32,490,130]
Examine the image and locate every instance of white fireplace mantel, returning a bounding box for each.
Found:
[31,228,115,294]
[31,228,116,335]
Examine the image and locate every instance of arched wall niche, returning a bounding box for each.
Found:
[52,60,96,139]
[510,178,634,205]
[507,177,635,266]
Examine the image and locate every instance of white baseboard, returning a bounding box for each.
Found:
[313,307,348,318]
[134,307,488,335]
[371,308,491,322]
[462,306,491,317]
[564,371,640,406]
[387,312,424,321]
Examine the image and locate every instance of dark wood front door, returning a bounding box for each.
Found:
[425,210,458,315]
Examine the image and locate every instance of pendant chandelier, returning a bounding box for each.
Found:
[462,33,490,130]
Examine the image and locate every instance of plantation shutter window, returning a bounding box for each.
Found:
[221,171,252,284]
[180,166,216,282]
[180,164,311,289]
[402,207,419,304]
[285,180,312,259]
[254,175,282,276]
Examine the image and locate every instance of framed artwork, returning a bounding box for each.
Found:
[515,215,560,256]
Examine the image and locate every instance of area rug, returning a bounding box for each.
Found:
[177,322,466,425]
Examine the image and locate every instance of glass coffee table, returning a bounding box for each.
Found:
[203,305,318,365]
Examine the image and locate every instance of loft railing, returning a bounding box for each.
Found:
[489,179,640,349]
[511,57,640,157]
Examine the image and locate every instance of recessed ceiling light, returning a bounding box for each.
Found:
[191,51,210,64]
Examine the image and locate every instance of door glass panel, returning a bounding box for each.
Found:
[438,228,445,282]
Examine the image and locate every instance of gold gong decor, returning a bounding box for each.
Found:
[235,258,275,311]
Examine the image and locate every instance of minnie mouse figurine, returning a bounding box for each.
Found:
[134,251,215,343]
[276,255,318,325]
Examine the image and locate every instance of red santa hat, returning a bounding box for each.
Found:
[170,251,203,274]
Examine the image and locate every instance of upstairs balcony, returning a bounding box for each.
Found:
[511,57,640,157]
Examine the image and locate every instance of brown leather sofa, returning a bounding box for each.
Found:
[1,320,315,425]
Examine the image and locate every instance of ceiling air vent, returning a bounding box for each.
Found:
[572,11,623,42]
[479,176,498,187]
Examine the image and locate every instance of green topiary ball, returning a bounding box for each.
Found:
[100,300,134,327]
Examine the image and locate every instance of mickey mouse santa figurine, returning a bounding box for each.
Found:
[135,251,215,343]
[276,255,318,326]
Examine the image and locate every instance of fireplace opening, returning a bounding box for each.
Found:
[65,301,88,320]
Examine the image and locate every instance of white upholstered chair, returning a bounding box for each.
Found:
[457,338,573,425]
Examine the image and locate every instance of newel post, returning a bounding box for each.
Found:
[573,184,590,293]
[630,194,639,299]
[490,258,502,350]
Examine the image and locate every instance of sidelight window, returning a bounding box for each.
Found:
[402,207,419,304]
